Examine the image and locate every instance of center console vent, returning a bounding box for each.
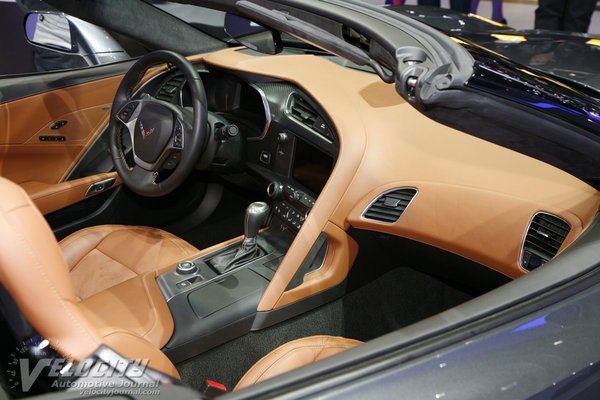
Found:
[288,93,334,142]
[521,212,571,271]
[156,75,185,102]
[362,188,417,223]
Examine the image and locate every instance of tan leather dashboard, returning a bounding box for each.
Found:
[194,48,600,311]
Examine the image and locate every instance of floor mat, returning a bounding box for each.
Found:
[176,267,472,390]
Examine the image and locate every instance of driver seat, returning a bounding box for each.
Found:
[0,176,181,377]
[59,225,199,300]
[0,176,362,388]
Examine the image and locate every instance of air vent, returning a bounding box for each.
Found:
[155,75,185,102]
[288,93,334,141]
[362,188,417,223]
[521,212,571,271]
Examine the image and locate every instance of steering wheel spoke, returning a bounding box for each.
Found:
[130,164,156,186]
[108,50,207,197]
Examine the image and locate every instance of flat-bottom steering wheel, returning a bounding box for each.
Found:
[109,50,207,196]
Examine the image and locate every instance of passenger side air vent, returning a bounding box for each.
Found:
[155,75,185,102]
[362,188,417,223]
[521,212,571,271]
[288,93,334,141]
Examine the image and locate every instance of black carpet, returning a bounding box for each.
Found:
[176,266,472,390]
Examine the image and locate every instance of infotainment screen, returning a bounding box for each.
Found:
[292,138,334,194]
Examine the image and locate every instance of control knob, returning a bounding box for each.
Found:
[214,124,239,140]
[267,181,283,199]
[176,261,197,275]
[276,132,289,144]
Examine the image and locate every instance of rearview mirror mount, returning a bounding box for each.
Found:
[224,13,282,55]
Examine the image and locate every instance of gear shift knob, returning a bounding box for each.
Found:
[244,202,269,240]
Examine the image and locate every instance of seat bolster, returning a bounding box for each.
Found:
[103,330,180,380]
[79,271,174,348]
[0,177,104,361]
[59,225,117,270]
[235,335,362,390]
[60,225,199,272]
[60,225,200,299]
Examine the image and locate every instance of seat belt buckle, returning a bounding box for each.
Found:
[201,379,227,397]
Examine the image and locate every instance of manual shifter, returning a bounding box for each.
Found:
[210,202,269,273]
[240,202,270,253]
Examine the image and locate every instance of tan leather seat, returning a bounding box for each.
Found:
[0,176,358,387]
[60,225,199,300]
[0,177,182,378]
[235,335,362,390]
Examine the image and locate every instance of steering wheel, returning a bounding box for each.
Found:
[109,50,207,197]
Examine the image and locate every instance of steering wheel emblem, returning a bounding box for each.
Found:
[139,120,155,140]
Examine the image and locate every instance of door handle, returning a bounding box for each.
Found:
[85,178,116,196]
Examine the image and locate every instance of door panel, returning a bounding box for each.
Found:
[0,75,122,184]
[0,71,126,216]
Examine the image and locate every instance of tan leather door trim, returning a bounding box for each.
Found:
[0,75,122,185]
[20,172,121,215]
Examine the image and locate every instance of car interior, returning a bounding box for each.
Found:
[0,3,599,397]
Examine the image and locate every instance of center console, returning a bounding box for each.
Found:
[157,229,290,362]
[156,86,339,363]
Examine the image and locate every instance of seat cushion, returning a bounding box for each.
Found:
[235,335,362,390]
[60,224,199,300]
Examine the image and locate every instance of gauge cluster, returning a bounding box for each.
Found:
[178,69,268,139]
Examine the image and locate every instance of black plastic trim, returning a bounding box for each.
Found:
[251,277,346,331]
[49,187,122,240]
[285,232,328,290]
[0,60,136,104]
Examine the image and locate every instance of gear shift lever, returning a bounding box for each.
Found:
[241,202,269,252]
[209,202,269,273]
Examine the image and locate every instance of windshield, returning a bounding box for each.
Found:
[145,0,230,40]
[145,0,378,75]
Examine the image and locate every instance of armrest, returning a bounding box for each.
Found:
[20,172,121,215]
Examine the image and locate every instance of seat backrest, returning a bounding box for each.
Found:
[0,177,103,360]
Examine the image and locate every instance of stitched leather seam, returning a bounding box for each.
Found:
[5,203,31,213]
[246,343,357,386]
[67,226,133,272]
[3,206,101,353]
[140,273,162,339]
[94,246,138,275]
[59,226,117,267]
[27,180,92,201]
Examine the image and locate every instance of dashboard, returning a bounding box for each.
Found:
[147,63,340,238]
[139,48,600,311]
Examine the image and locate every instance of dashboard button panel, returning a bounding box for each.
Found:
[273,200,309,231]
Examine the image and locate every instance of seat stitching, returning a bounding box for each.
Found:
[60,227,117,269]
[3,207,101,352]
[4,203,31,213]
[94,247,139,275]
[247,344,354,385]
[139,273,161,339]
[65,225,197,276]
